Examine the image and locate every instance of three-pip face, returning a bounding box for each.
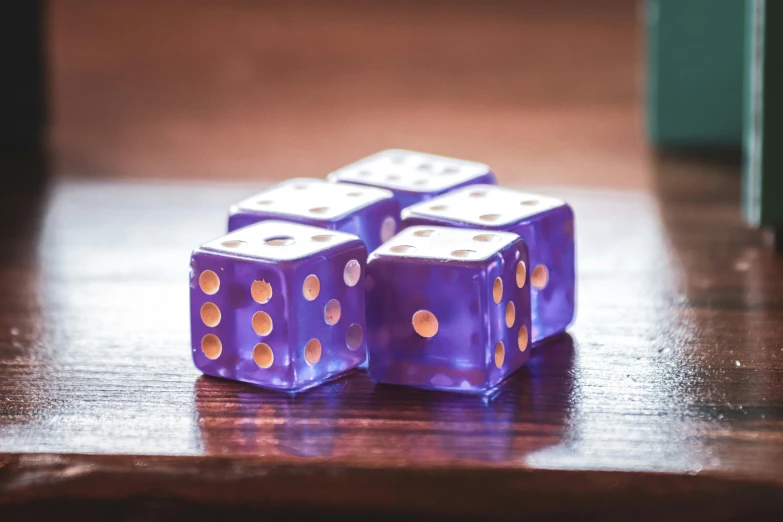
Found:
[229,178,399,253]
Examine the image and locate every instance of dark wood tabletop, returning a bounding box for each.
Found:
[2,153,782,520]
[2,1,782,520]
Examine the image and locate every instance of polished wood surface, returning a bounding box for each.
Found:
[1,155,783,519]
[3,1,782,520]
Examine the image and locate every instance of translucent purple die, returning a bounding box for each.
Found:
[366,226,532,394]
[327,149,498,209]
[190,221,367,392]
[401,185,575,343]
[228,178,399,253]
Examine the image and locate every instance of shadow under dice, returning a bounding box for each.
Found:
[228,178,399,253]
[401,185,575,343]
[366,226,532,394]
[328,149,498,209]
[190,221,367,392]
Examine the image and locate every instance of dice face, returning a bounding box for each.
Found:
[327,149,498,209]
[228,178,399,253]
[401,185,575,342]
[190,221,367,392]
[366,226,532,393]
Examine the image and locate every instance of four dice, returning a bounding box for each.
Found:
[229,178,399,253]
[327,149,498,209]
[190,151,575,393]
[366,226,532,393]
[401,185,576,342]
[190,221,367,392]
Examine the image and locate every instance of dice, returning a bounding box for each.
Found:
[327,149,498,209]
[190,221,367,392]
[401,185,575,342]
[366,226,532,393]
[228,178,399,253]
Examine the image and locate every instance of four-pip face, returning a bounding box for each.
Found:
[327,149,498,209]
[229,178,399,253]
[401,185,575,343]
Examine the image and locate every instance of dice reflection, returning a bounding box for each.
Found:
[194,375,351,458]
[194,334,575,463]
[364,333,576,462]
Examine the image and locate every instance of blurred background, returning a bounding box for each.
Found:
[46,0,646,190]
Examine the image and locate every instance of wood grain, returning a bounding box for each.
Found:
[1,152,783,519]
[3,1,782,519]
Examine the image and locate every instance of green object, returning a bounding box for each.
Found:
[743,0,783,230]
[646,0,746,148]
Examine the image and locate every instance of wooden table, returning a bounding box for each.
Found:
[1,153,782,520]
[3,1,782,519]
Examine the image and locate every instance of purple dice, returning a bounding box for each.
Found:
[190,221,367,392]
[327,149,498,209]
[401,185,575,343]
[366,226,532,393]
[228,178,399,253]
